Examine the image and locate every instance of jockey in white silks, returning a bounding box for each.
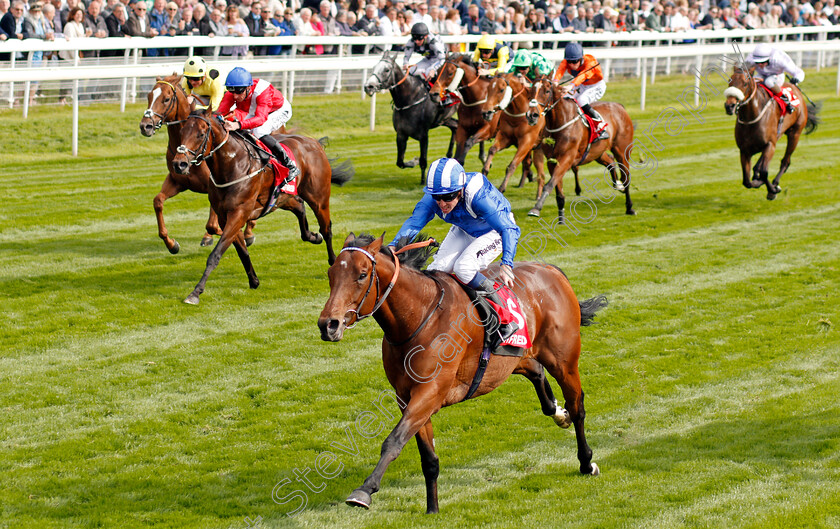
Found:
[744,43,805,113]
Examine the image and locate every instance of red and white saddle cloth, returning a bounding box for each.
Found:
[759,83,801,116]
[484,282,533,349]
[254,138,298,196]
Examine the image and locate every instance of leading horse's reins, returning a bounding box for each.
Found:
[340,239,444,346]
[732,70,778,125]
[143,80,189,131]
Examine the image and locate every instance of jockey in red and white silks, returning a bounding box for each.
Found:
[217,66,298,178]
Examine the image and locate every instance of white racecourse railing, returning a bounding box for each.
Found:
[2,26,838,155]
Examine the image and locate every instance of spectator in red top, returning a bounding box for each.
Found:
[217,66,299,178]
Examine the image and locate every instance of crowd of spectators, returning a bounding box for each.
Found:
[2,0,839,59]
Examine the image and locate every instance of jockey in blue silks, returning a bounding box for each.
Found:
[391,157,521,340]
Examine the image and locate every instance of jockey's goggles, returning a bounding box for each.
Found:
[431,190,460,202]
[226,86,248,94]
[186,76,203,81]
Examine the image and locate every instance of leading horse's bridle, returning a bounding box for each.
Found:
[143,80,189,132]
[731,70,778,126]
[176,115,228,166]
[176,116,272,189]
[339,240,445,347]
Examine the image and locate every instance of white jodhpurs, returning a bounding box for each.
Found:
[427,225,503,284]
[248,98,293,137]
[574,80,606,107]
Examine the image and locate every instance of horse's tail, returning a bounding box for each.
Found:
[579,295,608,327]
[329,157,355,186]
[804,100,821,135]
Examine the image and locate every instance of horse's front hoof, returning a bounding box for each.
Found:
[626,209,636,216]
[184,293,200,305]
[766,191,778,201]
[168,241,181,255]
[751,179,764,188]
[402,157,418,168]
[346,489,372,509]
[200,235,213,247]
[312,233,324,244]
[552,407,571,428]
[244,235,255,247]
[588,463,600,476]
[249,278,260,289]
[527,208,541,217]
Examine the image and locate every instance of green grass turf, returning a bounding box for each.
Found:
[1,69,839,529]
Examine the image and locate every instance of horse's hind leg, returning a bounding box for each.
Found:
[415,420,440,514]
[154,176,184,254]
[396,132,418,170]
[243,220,257,247]
[518,152,533,188]
[757,143,778,199]
[419,133,430,184]
[514,359,571,428]
[772,129,801,198]
[606,147,636,215]
[301,190,336,265]
[279,195,323,245]
[203,206,222,247]
[538,339,598,476]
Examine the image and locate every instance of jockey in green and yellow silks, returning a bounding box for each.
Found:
[506,49,553,82]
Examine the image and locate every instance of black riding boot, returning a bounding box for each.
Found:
[259,134,300,180]
[477,278,519,345]
[582,104,609,140]
[778,91,795,114]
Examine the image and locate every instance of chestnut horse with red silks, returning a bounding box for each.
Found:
[526,78,636,222]
[724,66,819,200]
[172,106,354,305]
[430,53,497,165]
[318,233,606,513]
[139,75,257,253]
[478,73,548,196]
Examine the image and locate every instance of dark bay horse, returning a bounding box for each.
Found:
[172,107,354,305]
[318,233,606,513]
[526,79,635,222]
[479,73,548,195]
[724,66,819,200]
[363,51,458,183]
[430,53,495,165]
[139,75,257,253]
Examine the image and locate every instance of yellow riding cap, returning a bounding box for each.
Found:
[472,37,509,75]
[180,59,226,111]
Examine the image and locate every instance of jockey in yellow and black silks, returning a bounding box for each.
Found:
[472,34,509,76]
[180,56,225,111]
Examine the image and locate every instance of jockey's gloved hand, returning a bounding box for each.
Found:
[792,77,802,86]
[499,264,515,288]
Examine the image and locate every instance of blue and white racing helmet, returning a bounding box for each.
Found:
[424,158,466,195]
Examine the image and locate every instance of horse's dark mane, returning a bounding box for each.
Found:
[349,232,436,270]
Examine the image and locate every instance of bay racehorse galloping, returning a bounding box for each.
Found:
[430,53,495,165]
[363,51,458,183]
[479,73,548,195]
[172,107,354,305]
[526,78,635,222]
[139,75,257,253]
[724,66,819,200]
[318,233,605,513]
